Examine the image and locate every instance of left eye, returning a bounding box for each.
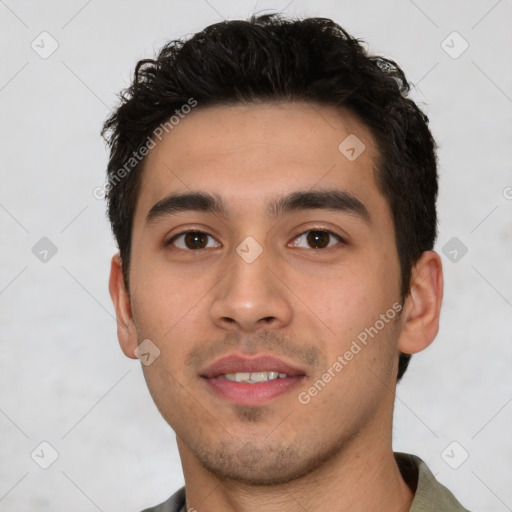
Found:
[290,230,343,249]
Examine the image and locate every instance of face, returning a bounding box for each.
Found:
[119,102,406,484]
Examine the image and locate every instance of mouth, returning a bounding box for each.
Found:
[217,371,291,383]
[200,354,306,406]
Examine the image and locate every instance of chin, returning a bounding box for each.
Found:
[189,436,343,486]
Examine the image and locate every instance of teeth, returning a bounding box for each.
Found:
[220,371,288,383]
[235,372,250,382]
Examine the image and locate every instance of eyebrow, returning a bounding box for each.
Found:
[145,189,371,225]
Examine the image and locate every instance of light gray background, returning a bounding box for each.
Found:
[1,0,511,511]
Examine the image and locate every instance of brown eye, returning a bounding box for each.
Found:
[184,232,208,249]
[168,231,220,250]
[306,230,330,249]
[290,230,343,249]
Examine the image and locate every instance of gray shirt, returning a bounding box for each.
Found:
[140,452,471,511]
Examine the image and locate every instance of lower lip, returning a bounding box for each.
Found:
[203,376,304,406]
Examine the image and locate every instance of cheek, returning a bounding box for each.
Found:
[298,256,401,384]
[305,259,398,334]
[130,253,208,336]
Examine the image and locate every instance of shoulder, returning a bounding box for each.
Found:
[139,486,186,512]
[395,452,473,512]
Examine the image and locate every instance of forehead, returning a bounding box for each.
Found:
[133,102,385,222]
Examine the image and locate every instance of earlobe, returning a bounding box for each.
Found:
[109,253,138,359]
[397,251,444,355]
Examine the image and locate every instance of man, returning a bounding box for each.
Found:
[103,13,471,512]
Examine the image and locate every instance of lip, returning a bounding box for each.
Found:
[200,353,306,406]
[200,354,306,378]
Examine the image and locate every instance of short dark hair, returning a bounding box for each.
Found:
[102,13,438,381]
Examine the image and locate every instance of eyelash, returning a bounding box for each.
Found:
[166,228,346,251]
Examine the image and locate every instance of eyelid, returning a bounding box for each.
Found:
[288,227,346,249]
[164,223,219,241]
[289,224,348,244]
[166,229,221,248]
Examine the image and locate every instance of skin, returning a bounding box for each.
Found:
[109,102,443,512]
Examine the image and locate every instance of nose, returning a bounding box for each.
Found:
[210,248,293,333]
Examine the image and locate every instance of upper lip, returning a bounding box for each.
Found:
[200,353,306,378]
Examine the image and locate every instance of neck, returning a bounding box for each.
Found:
[178,431,415,512]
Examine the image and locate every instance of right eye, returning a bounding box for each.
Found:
[166,231,221,251]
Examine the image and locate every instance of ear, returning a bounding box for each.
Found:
[109,253,138,359]
[397,251,443,355]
